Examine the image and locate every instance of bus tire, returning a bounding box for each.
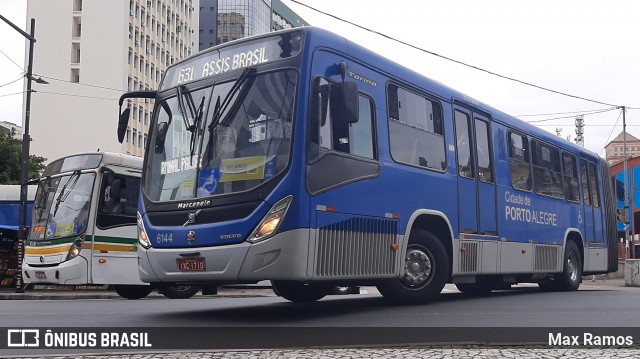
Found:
[377,229,449,305]
[271,280,329,303]
[538,240,582,292]
[159,285,199,299]
[557,240,582,291]
[114,285,153,300]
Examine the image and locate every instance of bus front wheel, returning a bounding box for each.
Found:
[159,285,200,299]
[271,281,330,303]
[114,285,153,300]
[377,229,449,305]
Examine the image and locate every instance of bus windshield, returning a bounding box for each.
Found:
[145,69,297,202]
[29,172,95,240]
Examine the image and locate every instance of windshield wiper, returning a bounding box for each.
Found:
[53,171,81,216]
[208,67,256,131]
[188,94,206,164]
[176,85,193,133]
[202,67,256,167]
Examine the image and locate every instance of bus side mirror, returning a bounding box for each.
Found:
[117,108,130,144]
[341,81,359,124]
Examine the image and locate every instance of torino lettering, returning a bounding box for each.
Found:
[505,206,557,226]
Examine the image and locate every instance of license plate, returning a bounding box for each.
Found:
[176,257,206,272]
[35,271,46,279]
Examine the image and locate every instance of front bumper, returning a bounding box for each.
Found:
[23,256,88,285]
[139,228,311,283]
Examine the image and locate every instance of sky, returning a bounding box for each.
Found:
[1,0,639,156]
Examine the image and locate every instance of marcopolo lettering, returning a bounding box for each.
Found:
[177,199,211,209]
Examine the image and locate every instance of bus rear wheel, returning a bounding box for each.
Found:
[159,285,199,299]
[538,240,582,292]
[377,229,449,305]
[271,281,330,303]
[114,285,153,300]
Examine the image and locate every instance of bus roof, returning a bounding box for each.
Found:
[302,27,601,159]
[164,26,601,160]
[42,152,143,177]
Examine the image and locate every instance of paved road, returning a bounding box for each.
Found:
[1,278,639,358]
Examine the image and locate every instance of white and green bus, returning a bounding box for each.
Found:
[22,152,198,299]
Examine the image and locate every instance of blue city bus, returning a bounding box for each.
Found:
[117,27,617,304]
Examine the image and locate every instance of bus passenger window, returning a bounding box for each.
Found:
[588,162,600,207]
[580,159,591,205]
[454,111,473,178]
[562,153,580,203]
[97,175,140,228]
[508,132,531,191]
[387,84,445,171]
[531,141,563,199]
[475,119,493,183]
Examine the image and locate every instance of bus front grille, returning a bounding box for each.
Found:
[315,218,397,278]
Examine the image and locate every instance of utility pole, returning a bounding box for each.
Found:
[622,106,632,259]
[0,15,36,293]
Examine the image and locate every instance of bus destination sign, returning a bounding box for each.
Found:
[161,32,303,89]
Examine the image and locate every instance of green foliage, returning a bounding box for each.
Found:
[0,128,47,185]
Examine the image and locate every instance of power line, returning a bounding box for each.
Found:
[34,90,119,101]
[526,107,619,123]
[34,74,124,92]
[0,76,23,89]
[517,107,615,117]
[0,91,25,98]
[0,47,24,72]
[599,109,624,156]
[289,0,621,108]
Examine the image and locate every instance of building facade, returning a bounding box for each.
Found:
[604,131,640,165]
[0,121,22,139]
[198,0,307,51]
[25,0,198,161]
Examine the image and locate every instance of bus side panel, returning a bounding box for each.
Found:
[91,225,144,285]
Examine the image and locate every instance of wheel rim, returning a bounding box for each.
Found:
[567,253,578,282]
[400,246,433,288]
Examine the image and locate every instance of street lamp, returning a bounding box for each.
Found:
[0,15,37,293]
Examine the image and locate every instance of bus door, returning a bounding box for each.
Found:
[453,106,497,235]
[580,158,604,243]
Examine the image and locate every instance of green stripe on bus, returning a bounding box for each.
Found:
[93,235,137,245]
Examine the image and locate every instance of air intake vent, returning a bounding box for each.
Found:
[534,244,559,272]
[315,218,397,278]
[460,241,479,273]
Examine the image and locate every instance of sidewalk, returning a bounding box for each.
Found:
[0,276,631,300]
[0,286,277,300]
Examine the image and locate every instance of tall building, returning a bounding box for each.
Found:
[25,0,198,161]
[605,131,640,165]
[0,121,22,139]
[198,0,307,51]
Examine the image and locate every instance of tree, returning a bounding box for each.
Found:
[0,128,46,184]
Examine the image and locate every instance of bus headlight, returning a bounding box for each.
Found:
[66,238,84,261]
[247,196,293,243]
[137,212,152,249]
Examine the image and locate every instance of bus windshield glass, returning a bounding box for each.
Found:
[29,172,95,240]
[145,69,297,201]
